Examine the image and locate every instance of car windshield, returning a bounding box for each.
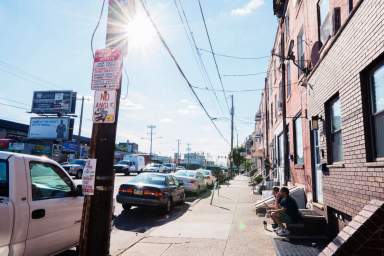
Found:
[202,170,211,175]
[69,160,86,166]
[117,161,130,165]
[164,164,171,167]
[175,170,196,177]
[130,173,166,185]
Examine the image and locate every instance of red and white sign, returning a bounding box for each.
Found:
[91,48,122,90]
[82,159,97,196]
[93,90,117,123]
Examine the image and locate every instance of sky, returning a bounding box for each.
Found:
[0,0,277,163]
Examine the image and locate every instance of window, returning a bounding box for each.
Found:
[349,0,354,13]
[327,97,344,163]
[294,115,304,165]
[167,176,175,186]
[275,94,278,122]
[285,15,290,42]
[297,29,305,77]
[318,0,331,44]
[0,160,8,197]
[287,62,291,97]
[369,64,384,158]
[278,133,284,166]
[271,103,274,126]
[30,162,74,201]
[333,8,341,34]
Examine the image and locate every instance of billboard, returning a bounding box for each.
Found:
[31,91,77,114]
[28,117,73,140]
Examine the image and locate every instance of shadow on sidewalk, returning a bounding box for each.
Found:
[114,203,190,233]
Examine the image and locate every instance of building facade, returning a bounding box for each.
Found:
[253,0,384,242]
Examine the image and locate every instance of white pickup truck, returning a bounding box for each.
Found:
[0,151,83,256]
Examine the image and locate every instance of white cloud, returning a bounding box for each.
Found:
[159,118,174,123]
[230,0,264,17]
[119,99,144,111]
[177,104,199,115]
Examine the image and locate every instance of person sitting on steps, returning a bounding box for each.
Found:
[268,186,302,236]
[264,186,282,230]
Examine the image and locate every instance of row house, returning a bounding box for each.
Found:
[255,0,384,245]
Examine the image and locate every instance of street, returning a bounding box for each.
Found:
[68,175,274,256]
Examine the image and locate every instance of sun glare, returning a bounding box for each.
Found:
[125,12,157,52]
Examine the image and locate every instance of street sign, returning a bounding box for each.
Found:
[82,159,97,196]
[91,48,122,90]
[31,91,76,114]
[28,117,73,140]
[93,90,117,123]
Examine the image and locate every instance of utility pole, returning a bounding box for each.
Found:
[77,96,85,158]
[186,143,191,169]
[230,95,234,174]
[280,26,290,185]
[176,139,180,165]
[79,1,135,255]
[147,125,156,157]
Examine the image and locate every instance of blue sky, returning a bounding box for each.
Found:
[0,0,277,162]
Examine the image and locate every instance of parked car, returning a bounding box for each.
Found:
[200,169,217,188]
[0,151,83,256]
[143,163,165,173]
[174,170,206,194]
[163,163,176,173]
[116,173,185,213]
[61,159,87,179]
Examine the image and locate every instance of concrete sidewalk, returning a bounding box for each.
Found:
[114,175,275,256]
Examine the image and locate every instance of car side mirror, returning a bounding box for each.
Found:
[72,184,83,197]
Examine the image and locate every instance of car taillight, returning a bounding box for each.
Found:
[143,189,163,197]
[119,187,133,194]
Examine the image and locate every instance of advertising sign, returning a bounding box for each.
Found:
[31,91,76,114]
[91,48,122,90]
[93,90,117,123]
[62,142,79,153]
[82,159,97,195]
[28,117,73,140]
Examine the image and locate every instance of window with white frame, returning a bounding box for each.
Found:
[294,115,304,165]
[297,28,305,77]
[318,0,331,44]
[327,96,344,163]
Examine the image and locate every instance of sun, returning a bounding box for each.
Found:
[125,11,157,52]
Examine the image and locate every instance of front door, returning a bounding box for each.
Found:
[25,160,83,256]
[0,159,12,255]
[312,129,324,204]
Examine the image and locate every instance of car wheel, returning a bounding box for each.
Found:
[122,204,131,211]
[76,170,83,179]
[162,198,172,214]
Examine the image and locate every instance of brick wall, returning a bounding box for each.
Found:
[308,0,384,218]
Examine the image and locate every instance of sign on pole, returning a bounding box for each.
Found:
[92,90,117,123]
[82,159,97,196]
[91,48,122,90]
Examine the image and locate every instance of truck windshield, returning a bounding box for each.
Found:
[0,160,8,197]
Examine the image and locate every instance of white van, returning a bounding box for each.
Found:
[0,151,83,256]
[122,154,145,173]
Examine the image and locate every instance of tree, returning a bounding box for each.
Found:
[231,147,246,173]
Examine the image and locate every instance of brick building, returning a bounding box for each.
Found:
[253,0,384,247]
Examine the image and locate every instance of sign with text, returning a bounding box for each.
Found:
[82,159,97,196]
[91,48,122,90]
[32,91,76,114]
[92,90,117,123]
[28,117,73,140]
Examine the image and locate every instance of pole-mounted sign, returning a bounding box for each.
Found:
[92,90,117,123]
[91,48,122,90]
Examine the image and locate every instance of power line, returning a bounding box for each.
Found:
[192,84,286,93]
[198,48,270,60]
[223,71,269,77]
[139,0,229,145]
[0,101,29,111]
[197,0,231,114]
[173,0,226,116]
[91,0,106,59]
[0,96,30,107]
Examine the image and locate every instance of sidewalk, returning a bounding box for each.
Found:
[113,175,275,256]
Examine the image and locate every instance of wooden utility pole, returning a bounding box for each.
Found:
[79,1,135,255]
[230,95,234,174]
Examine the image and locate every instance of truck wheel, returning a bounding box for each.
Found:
[122,204,131,211]
[76,170,83,179]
